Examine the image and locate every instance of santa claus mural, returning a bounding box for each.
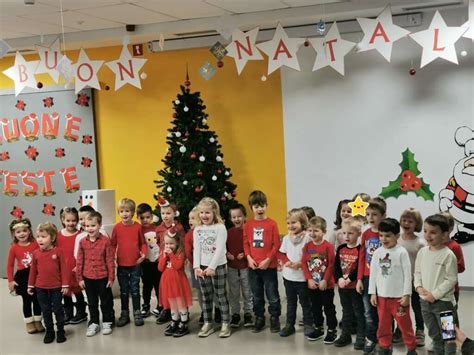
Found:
[439,126,474,244]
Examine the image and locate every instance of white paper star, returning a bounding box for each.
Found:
[2,52,39,96]
[357,6,410,62]
[72,48,104,94]
[462,0,473,40]
[257,23,305,75]
[105,46,147,90]
[309,22,356,76]
[35,38,61,83]
[410,11,467,68]
[225,27,263,75]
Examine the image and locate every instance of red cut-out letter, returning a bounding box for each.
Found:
[20,170,38,195]
[235,36,253,60]
[64,114,81,141]
[433,29,445,51]
[59,167,80,192]
[41,112,59,138]
[326,39,338,62]
[118,60,135,80]
[273,39,292,60]
[369,22,390,44]
[77,63,93,82]
[18,65,28,82]
[20,114,39,140]
[4,171,19,195]
[1,118,20,142]
[45,51,59,70]
[37,170,55,195]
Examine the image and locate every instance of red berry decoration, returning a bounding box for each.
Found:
[217,60,224,68]
[401,170,415,181]
[409,68,416,76]
[304,40,310,47]
[10,206,25,219]
[400,182,410,191]
[410,177,422,191]
[15,100,26,111]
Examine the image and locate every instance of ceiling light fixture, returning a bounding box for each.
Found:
[24,0,35,5]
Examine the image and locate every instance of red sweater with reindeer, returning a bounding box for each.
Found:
[301,240,335,288]
[7,242,39,282]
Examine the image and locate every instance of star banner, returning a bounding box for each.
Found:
[225,28,263,75]
[2,52,39,96]
[72,48,104,94]
[105,46,147,90]
[35,38,61,83]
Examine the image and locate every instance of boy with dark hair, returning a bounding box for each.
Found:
[243,190,281,333]
[227,203,253,328]
[415,215,458,355]
[356,197,387,354]
[369,218,417,355]
[137,203,160,318]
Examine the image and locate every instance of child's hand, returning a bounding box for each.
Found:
[416,286,428,296]
[136,254,145,264]
[307,279,318,290]
[247,256,258,270]
[164,247,172,255]
[399,295,410,307]
[27,287,34,296]
[72,267,76,273]
[194,268,204,279]
[204,268,215,277]
[79,280,85,289]
[291,261,301,270]
[356,280,364,295]
[61,287,69,295]
[237,253,245,260]
[226,252,235,261]
[318,280,327,291]
[106,280,113,288]
[8,281,18,292]
[337,278,346,289]
[258,258,271,270]
[422,291,436,303]
[370,294,378,307]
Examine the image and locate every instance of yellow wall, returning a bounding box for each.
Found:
[0,45,288,228]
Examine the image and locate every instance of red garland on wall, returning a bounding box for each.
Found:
[10,206,25,219]
[42,203,56,216]
[43,97,54,108]
[24,146,39,161]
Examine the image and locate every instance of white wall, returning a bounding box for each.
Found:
[281,10,474,287]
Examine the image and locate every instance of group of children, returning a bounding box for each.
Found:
[6,190,465,355]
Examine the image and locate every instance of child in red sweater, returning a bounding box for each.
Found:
[243,190,281,333]
[6,218,43,334]
[57,207,87,325]
[28,222,69,344]
[227,204,253,328]
[302,216,337,343]
[111,198,147,327]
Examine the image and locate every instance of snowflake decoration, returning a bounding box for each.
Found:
[24,146,39,161]
[42,203,56,216]
[43,97,54,108]
[15,100,26,111]
[81,156,93,168]
[55,147,65,158]
[82,135,93,145]
[0,151,9,161]
[75,92,90,107]
[10,206,25,219]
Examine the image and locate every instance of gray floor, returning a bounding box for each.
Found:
[0,278,472,355]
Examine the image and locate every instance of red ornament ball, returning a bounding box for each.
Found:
[231,191,237,197]
[197,170,203,177]
[195,186,203,193]
[221,196,227,202]
[37,82,43,89]
[173,113,177,118]
[190,152,197,160]
[217,169,222,174]
[409,68,416,76]
[176,170,182,176]
[304,40,310,47]
[217,60,224,68]
[184,80,191,87]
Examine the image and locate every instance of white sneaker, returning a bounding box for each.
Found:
[198,322,215,337]
[86,323,100,337]
[102,322,113,335]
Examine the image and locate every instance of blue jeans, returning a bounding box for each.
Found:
[283,278,313,327]
[36,288,64,332]
[362,276,378,342]
[117,265,141,312]
[248,268,281,318]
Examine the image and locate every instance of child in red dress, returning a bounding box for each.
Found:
[159,227,192,337]
[6,218,43,334]
[56,207,87,325]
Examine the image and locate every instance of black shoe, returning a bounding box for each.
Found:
[363,338,377,354]
[134,310,144,326]
[311,327,325,341]
[354,337,366,350]
[198,312,204,325]
[253,317,265,333]
[43,330,55,344]
[243,313,253,328]
[230,314,241,328]
[377,347,393,355]
[279,324,295,337]
[151,306,163,317]
[270,317,280,333]
[56,330,66,343]
[156,309,171,324]
[214,307,221,323]
[334,334,352,347]
[324,329,337,344]
[141,304,151,318]
[173,322,189,337]
[406,350,417,355]
[164,321,178,336]
[117,311,130,327]
[69,312,88,325]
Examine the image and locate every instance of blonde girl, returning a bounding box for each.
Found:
[193,197,230,338]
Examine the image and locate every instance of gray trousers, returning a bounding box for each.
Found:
[420,299,457,355]
[227,267,253,315]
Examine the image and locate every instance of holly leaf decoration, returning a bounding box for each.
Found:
[380,176,404,199]
[399,148,421,176]
[414,180,435,201]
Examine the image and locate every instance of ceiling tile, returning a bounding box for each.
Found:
[204,0,288,13]
[77,3,177,25]
[282,0,347,6]
[20,11,123,31]
[37,0,125,11]
[133,0,230,19]
[1,17,79,36]
[0,2,57,16]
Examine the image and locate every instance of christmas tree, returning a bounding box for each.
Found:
[154,78,238,229]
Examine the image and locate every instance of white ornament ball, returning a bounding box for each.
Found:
[183,180,188,185]
[184,106,189,112]
[261,75,267,82]
[224,171,230,176]
[199,155,205,162]
[179,145,186,153]
[202,119,207,125]
[152,214,159,223]
[175,99,180,105]
[212,175,217,181]
[224,192,228,196]
[216,155,222,162]
[175,131,182,138]
[209,137,215,143]
[140,72,147,80]
[461,50,467,57]
[166,186,172,192]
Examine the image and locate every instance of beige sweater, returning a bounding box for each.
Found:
[414,246,457,304]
